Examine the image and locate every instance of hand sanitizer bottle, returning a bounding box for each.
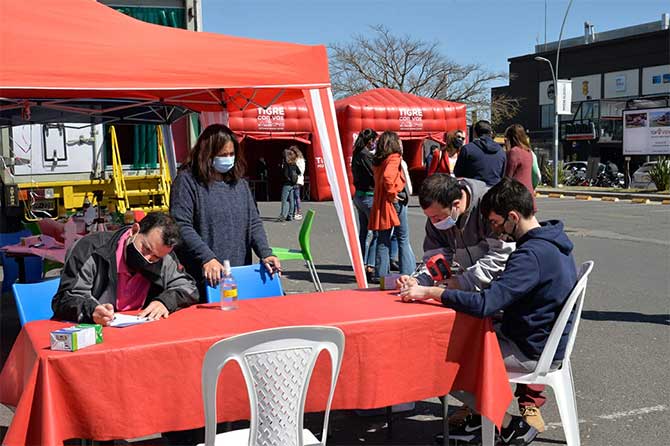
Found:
[220,260,238,311]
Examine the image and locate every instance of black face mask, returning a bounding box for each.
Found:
[453,138,464,149]
[125,237,160,274]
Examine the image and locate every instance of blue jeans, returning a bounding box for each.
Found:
[279,184,295,219]
[353,193,377,267]
[293,185,302,214]
[376,203,415,277]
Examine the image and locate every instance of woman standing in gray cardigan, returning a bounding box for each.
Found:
[170,124,281,299]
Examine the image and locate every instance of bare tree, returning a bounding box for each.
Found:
[329,25,506,111]
[491,93,523,128]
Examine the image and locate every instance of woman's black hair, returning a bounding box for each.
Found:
[353,128,378,155]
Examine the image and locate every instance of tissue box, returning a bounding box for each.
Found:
[380,274,401,290]
[76,323,103,344]
[50,325,98,351]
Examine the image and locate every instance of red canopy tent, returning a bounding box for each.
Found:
[0,0,366,288]
[336,88,467,189]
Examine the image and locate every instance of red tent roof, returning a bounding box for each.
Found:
[0,0,330,123]
[228,98,313,133]
[336,88,466,136]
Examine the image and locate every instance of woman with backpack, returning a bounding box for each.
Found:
[278,146,300,222]
[351,128,378,281]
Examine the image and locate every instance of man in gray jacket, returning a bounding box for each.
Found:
[399,174,514,291]
[397,173,516,435]
[52,212,198,325]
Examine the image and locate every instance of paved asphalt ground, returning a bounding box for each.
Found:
[1,196,668,445]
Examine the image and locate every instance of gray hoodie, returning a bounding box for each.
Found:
[414,178,515,291]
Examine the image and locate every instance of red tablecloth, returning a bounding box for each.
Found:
[0,289,513,445]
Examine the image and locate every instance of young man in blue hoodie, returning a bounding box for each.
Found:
[400,177,578,445]
[454,120,506,186]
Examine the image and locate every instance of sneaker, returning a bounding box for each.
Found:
[520,406,545,433]
[294,213,303,220]
[390,260,400,272]
[434,414,482,444]
[499,415,538,445]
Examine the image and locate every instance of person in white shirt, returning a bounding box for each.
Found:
[291,146,306,220]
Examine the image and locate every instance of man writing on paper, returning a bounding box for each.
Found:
[397,174,515,292]
[52,212,198,325]
[400,178,578,445]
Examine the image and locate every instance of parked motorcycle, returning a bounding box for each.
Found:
[564,167,590,186]
[591,169,625,188]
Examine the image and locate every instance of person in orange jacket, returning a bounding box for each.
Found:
[368,131,415,279]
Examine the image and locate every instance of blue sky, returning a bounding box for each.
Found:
[202,0,667,89]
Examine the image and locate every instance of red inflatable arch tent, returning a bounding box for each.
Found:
[228,99,328,201]
[336,88,467,192]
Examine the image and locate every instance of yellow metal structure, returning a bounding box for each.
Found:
[156,125,171,208]
[110,126,130,213]
[17,125,172,219]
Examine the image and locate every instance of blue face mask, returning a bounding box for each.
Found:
[212,156,235,173]
[432,207,458,231]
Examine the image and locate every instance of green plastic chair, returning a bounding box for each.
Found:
[271,209,323,292]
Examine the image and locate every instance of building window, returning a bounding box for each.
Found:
[541,104,555,128]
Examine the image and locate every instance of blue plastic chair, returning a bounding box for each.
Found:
[206,263,283,303]
[12,278,60,326]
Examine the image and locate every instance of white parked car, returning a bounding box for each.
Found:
[630,162,657,190]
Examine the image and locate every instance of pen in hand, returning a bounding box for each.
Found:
[90,296,115,326]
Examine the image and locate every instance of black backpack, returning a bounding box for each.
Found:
[289,164,300,185]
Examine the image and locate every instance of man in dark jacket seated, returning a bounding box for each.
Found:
[400,178,577,446]
[52,211,199,325]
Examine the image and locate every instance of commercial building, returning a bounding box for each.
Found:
[492,14,670,173]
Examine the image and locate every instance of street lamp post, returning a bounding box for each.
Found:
[535,56,560,188]
[536,0,574,188]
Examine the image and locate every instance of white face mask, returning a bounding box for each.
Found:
[432,207,458,231]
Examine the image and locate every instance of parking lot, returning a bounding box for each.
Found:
[1,196,669,445]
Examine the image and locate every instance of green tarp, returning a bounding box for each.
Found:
[111,7,185,169]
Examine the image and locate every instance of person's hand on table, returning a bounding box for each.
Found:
[396,275,418,289]
[92,303,115,326]
[262,255,282,277]
[399,282,443,303]
[203,258,225,286]
[138,301,169,320]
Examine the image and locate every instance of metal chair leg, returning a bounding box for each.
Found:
[305,260,321,293]
[441,395,449,443]
[385,405,393,438]
[307,260,324,292]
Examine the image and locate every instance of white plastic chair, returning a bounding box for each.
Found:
[507,260,595,446]
[199,326,345,446]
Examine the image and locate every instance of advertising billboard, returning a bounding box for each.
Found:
[623,107,670,155]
